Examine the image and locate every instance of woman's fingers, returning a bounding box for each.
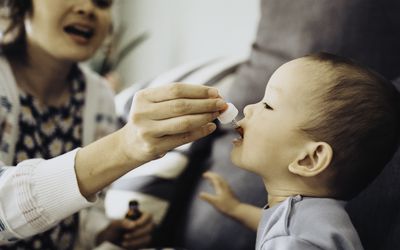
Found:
[121,213,154,249]
[122,235,152,249]
[123,83,224,163]
[121,213,152,230]
[142,83,219,102]
[153,123,217,153]
[150,113,219,137]
[123,221,154,240]
[134,213,153,227]
[144,98,226,120]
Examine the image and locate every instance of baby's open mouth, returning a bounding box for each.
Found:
[235,126,244,138]
[232,126,244,145]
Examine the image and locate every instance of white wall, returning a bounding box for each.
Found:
[114,0,260,88]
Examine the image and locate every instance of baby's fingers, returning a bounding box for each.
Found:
[203,171,229,193]
[199,192,218,205]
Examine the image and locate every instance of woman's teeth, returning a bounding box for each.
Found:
[64,25,94,39]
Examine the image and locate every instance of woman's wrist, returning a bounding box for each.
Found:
[116,125,148,168]
[75,130,144,198]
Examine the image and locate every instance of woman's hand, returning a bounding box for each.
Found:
[199,171,241,216]
[120,83,226,164]
[75,83,226,199]
[96,212,154,250]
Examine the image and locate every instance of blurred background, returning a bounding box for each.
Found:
[0,0,260,92]
[94,0,260,92]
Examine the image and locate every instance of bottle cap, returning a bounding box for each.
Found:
[218,102,238,124]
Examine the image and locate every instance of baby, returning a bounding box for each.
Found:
[200,52,400,249]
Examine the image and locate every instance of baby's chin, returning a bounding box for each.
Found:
[230,152,262,176]
[230,150,246,169]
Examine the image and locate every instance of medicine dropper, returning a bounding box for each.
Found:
[218,102,239,128]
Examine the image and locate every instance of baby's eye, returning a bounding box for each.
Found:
[263,102,273,110]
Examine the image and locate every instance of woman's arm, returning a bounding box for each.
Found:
[0,150,92,244]
[0,83,225,244]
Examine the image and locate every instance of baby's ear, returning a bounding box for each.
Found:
[288,142,333,177]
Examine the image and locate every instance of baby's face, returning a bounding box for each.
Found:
[231,58,321,178]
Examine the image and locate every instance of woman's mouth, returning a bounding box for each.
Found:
[64,24,95,45]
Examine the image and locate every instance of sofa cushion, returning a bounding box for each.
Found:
[230,0,400,113]
[346,78,400,250]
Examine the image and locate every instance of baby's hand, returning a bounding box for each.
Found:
[199,171,241,216]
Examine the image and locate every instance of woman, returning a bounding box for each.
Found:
[0,0,225,249]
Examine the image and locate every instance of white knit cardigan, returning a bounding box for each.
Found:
[0,56,117,248]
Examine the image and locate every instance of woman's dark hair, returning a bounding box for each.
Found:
[0,0,32,57]
[302,52,400,200]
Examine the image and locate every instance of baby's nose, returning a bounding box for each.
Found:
[243,104,253,117]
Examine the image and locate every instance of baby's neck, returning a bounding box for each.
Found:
[265,184,332,208]
[267,195,289,207]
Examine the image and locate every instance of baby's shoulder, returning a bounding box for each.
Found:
[288,197,357,240]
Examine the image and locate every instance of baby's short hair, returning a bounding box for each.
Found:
[301,52,400,200]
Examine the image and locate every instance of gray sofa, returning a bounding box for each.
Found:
[111,1,400,249]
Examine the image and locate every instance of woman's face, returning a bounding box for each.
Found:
[25,0,112,62]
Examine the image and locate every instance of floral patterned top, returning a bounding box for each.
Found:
[8,73,85,250]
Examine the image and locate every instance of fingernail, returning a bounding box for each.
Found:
[216,99,226,109]
[208,88,219,98]
[207,123,216,132]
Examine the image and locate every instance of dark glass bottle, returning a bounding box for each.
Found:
[125,200,142,220]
